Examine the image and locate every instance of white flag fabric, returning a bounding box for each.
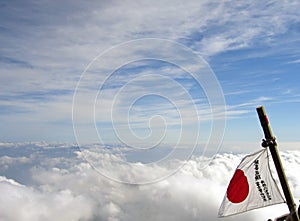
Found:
[218,148,285,217]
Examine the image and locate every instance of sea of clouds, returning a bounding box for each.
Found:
[0,142,299,221]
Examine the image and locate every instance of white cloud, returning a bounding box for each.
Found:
[0,178,94,221]
[0,156,31,170]
[0,143,299,221]
[288,59,300,64]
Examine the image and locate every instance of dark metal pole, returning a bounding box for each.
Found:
[256,106,299,221]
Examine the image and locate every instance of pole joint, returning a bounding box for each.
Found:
[261,137,277,148]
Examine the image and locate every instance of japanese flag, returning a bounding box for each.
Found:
[218,148,285,217]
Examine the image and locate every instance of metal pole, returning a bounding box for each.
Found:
[256,106,299,221]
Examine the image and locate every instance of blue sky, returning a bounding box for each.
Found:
[1,0,300,151]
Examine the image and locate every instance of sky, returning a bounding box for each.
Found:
[1,0,300,149]
[1,1,300,220]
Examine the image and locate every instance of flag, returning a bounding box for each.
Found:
[218,148,285,217]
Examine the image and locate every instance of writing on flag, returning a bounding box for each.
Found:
[254,158,272,202]
[218,148,285,217]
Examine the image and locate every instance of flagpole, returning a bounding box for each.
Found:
[256,106,299,221]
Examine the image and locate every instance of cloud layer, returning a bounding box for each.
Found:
[0,142,299,221]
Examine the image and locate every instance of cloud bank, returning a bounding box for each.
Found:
[0,142,299,221]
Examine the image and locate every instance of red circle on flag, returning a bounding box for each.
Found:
[227,169,249,203]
